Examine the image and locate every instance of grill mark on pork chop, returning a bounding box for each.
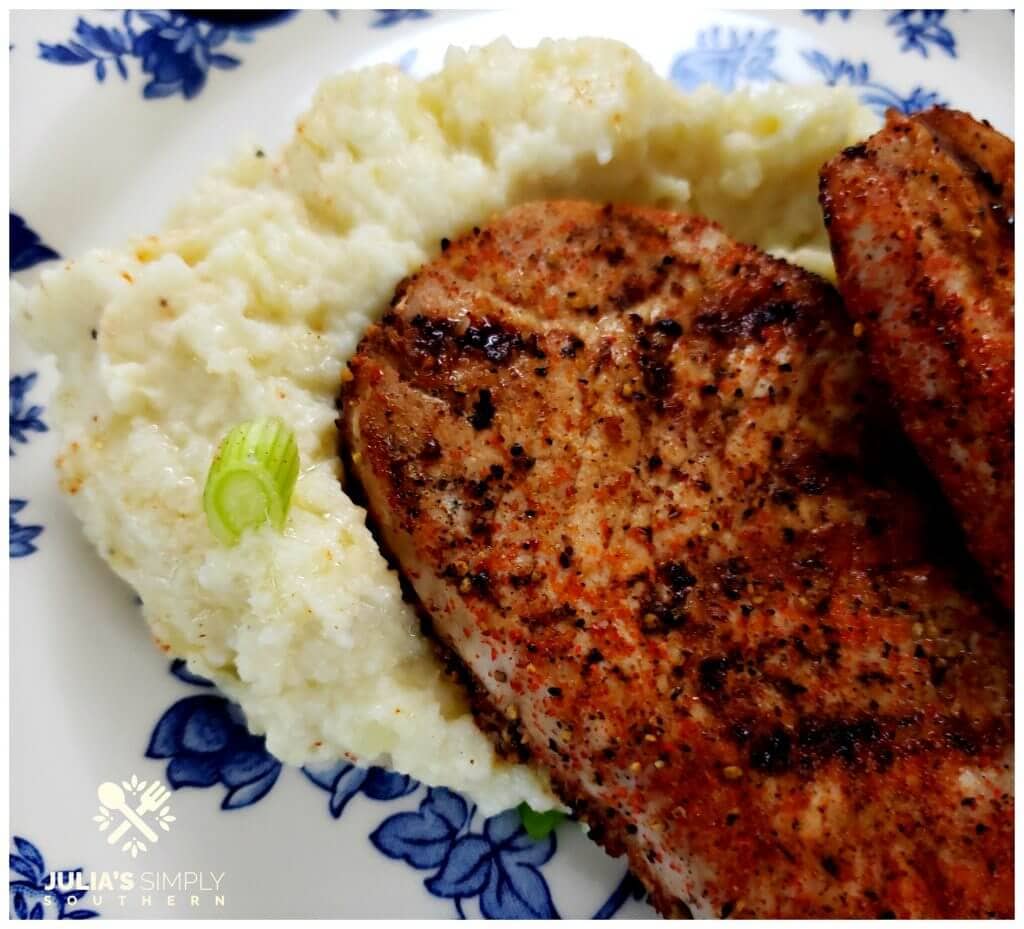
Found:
[341,201,1012,918]
[820,107,1014,607]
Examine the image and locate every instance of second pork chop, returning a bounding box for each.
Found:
[341,202,1012,918]
[820,108,1014,606]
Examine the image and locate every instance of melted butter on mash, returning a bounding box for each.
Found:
[16,39,876,813]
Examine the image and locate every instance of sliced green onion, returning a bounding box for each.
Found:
[518,803,566,840]
[203,417,299,546]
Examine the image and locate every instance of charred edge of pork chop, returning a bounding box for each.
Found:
[340,201,1013,917]
[338,421,690,917]
[819,106,1014,607]
[336,413,530,751]
[338,430,537,761]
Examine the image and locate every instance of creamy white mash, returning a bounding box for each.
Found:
[16,39,875,814]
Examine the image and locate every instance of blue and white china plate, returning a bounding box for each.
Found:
[9,9,1013,920]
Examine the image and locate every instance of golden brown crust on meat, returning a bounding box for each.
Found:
[820,107,1014,606]
[341,201,1013,918]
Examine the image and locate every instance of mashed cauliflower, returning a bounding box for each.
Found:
[16,39,875,814]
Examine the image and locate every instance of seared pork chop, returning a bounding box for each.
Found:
[341,202,1012,918]
[820,108,1014,606]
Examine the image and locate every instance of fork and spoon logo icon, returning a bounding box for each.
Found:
[94,775,176,857]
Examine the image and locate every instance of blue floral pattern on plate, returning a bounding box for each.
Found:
[803,10,852,24]
[886,10,956,58]
[371,789,558,919]
[10,372,48,456]
[147,661,637,917]
[373,11,432,29]
[670,27,780,92]
[10,500,43,559]
[803,10,957,58]
[304,760,418,818]
[10,214,59,272]
[803,50,946,116]
[145,660,282,808]
[37,11,285,100]
[592,873,648,919]
[9,837,99,920]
